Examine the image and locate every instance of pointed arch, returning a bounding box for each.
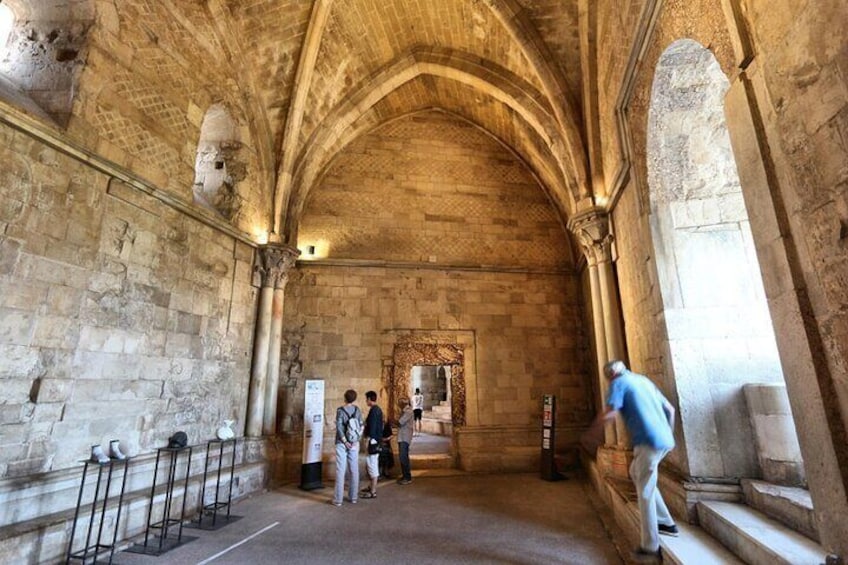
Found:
[281,48,581,242]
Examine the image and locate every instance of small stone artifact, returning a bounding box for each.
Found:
[109,439,127,460]
[216,419,235,440]
[90,444,110,464]
[168,431,188,448]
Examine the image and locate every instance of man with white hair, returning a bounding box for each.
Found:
[584,360,678,561]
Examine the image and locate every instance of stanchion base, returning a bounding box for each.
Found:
[299,462,324,490]
[125,535,197,556]
[185,514,243,531]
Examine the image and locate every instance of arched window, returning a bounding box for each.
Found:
[193,104,244,220]
[0,1,93,126]
[647,39,803,483]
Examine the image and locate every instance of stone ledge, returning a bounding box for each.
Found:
[741,479,818,542]
[0,460,267,565]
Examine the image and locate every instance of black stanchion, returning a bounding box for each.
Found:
[187,438,241,531]
[541,394,565,481]
[126,446,197,556]
[65,457,130,564]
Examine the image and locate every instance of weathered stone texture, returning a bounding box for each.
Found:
[0,1,94,126]
[742,0,848,433]
[597,0,848,553]
[283,263,592,450]
[59,1,270,235]
[0,123,256,478]
[298,0,544,149]
[299,111,574,270]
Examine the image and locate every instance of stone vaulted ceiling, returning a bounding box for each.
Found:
[103,0,589,244]
[223,0,588,243]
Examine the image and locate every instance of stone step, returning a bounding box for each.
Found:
[422,410,451,422]
[420,418,452,436]
[697,501,827,565]
[429,404,451,416]
[409,453,454,470]
[599,475,742,565]
[660,522,745,565]
[741,479,818,542]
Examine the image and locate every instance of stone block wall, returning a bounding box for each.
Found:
[0,1,272,237]
[282,263,591,473]
[297,111,576,270]
[594,0,848,553]
[285,110,592,474]
[0,120,258,480]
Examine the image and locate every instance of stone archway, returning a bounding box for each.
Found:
[388,342,466,429]
[646,39,799,481]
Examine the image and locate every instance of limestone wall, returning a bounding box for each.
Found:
[0,1,272,237]
[282,263,591,468]
[595,0,848,553]
[0,119,257,479]
[285,110,592,472]
[297,111,576,270]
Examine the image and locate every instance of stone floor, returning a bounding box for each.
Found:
[116,473,623,564]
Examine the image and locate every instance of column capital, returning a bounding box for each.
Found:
[255,244,300,289]
[567,206,613,266]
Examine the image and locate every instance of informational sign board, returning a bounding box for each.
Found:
[299,379,325,490]
[541,394,563,481]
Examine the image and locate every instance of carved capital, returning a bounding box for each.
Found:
[567,207,613,266]
[255,244,300,288]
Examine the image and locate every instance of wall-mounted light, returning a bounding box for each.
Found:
[306,245,316,255]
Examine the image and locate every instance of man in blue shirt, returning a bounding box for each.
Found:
[585,360,678,561]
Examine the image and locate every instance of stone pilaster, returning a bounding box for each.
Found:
[246,244,300,438]
[568,207,627,449]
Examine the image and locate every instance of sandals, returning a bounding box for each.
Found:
[359,490,377,499]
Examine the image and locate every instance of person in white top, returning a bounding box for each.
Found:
[412,388,424,436]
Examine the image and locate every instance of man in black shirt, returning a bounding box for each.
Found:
[360,390,383,498]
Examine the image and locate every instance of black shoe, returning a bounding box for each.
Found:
[658,523,679,537]
[631,547,662,563]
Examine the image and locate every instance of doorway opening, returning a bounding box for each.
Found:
[388,342,466,471]
[411,365,453,457]
[646,39,805,485]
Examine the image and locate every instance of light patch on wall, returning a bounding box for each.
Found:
[253,228,269,245]
[0,4,14,49]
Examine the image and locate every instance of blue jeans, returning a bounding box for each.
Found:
[398,441,411,480]
[334,442,359,504]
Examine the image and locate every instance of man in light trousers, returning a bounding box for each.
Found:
[332,389,362,506]
[584,360,678,561]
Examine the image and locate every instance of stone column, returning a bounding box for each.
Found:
[263,246,299,436]
[246,244,299,437]
[569,207,627,447]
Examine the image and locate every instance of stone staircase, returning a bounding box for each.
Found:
[664,480,827,565]
[598,473,828,564]
[420,401,453,436]
[696,499,825,565]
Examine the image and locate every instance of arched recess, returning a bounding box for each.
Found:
[647,40,800,480]
[193,103,245,221]
[282,49,582,243]
[0,0,94,126]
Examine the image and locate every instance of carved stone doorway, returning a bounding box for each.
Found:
[386,342,466,429]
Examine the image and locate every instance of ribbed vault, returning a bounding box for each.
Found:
[260,0,588,243]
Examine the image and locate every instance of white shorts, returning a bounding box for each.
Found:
[366,442,379,478]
